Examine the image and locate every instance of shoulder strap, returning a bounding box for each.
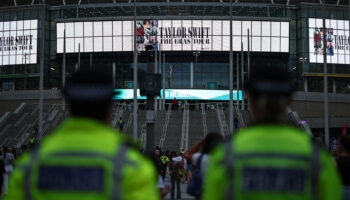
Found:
[196,154,203,170]
[24,146,40,200]
[310,138,321,200]
[224,140,235,200]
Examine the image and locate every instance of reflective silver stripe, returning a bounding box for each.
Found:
[236,153,310,161]
[311,139,320,200]
[112,144,128,200]
[24,144,134,200]
[49,152,114,161]
[24,147,40,200]
[225,141,234,200]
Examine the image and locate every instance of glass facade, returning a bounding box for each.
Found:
[0,3,349,94]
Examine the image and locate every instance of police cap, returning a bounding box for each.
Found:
[63,69,119,101]
[245,66,294,96]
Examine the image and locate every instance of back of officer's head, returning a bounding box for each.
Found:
[64,69,114,122]
[246,66,294,123]
[340,135,350,154]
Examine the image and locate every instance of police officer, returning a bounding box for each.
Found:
[203,66,342,200]
[5,69,160,200]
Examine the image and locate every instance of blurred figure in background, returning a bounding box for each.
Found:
[203,66,342,200]
[169,152,184,200]
[185,133,223,199]
[4,69,160,200]
[337,135,350,200]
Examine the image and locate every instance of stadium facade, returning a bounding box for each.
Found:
[0,0,349,97]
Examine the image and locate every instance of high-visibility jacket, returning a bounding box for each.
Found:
[5,117,160,200]
[203,124,342,200]
[160,155,169,165]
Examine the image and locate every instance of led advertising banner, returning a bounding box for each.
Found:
[309,18,350,64]
[113,89,242,101]
[0,20,38,66]
[57,20,289,53]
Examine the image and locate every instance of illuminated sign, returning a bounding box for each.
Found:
[0,20,38,66]
[57,20,289,53]
[113,89,242,101]
[309,18,350,64]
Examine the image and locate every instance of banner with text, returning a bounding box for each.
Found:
[57,20,289,53]
[113,89,242,101]
[309,18,350,64]
[0,20,38,66]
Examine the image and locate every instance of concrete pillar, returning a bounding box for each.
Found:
[303,78,308,92]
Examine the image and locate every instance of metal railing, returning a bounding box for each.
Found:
[140,123,147,150]
[112,102,125,128]
[235,103,245,128]
[201,103,208,138]
[160,103,172,148]
[217,103,229,137]
[180,102,189,151]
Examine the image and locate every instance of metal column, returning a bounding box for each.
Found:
[229,0,234,135]
[62,29,66,111]
[322,5,329,148]
[247,29,251,110]
[190,62,193,89]
[155,48,158,112]
[39,2,46,139]
[78,43,81,71]
[241,42,244,110]
[112,62,116,88]
[133,0,138,140]
[237,53,240,108]
[163,53,165,110]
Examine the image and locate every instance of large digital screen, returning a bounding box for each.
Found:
[57,20,289,53]
[0,20,38,66]
[113,89,242,101]
[309,18,350,64]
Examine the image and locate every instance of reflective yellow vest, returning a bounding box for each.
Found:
[5,117,160,200]
[203,124,342,200]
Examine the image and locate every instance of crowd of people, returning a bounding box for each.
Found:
[0,67,349,200]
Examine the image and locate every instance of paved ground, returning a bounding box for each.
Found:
[164,182,194,200]
[163,175,194,200]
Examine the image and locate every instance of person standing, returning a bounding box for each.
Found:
[118,117,124,131]
[169,152,184,200]
[203,66,342,200]
[173,98,178,110]
[336,135,350,200]
[4,69,160,200]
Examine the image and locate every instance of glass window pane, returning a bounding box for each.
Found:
[271,37,280,52]
[113,36,122,51]
[75,38,84,52]
[261,22,270,37]
[84,37,93,52]
[232,21,241,36]
[75,22,83,37]
[94,22,103,36]
[252,37,261,51]
[94,37,103,52]
[57,23,65,38]
[281,22,289,37]
[271,22,280,37]
[261,37,270,52]
[103,21,112,36]
[252,21,261,36]
[66,23,74,37]
[104,37,112,52]
[84,22,93,37]
[113,21,122,36]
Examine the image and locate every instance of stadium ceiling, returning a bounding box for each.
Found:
[0,0,348,19]
[2,0,349,7]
